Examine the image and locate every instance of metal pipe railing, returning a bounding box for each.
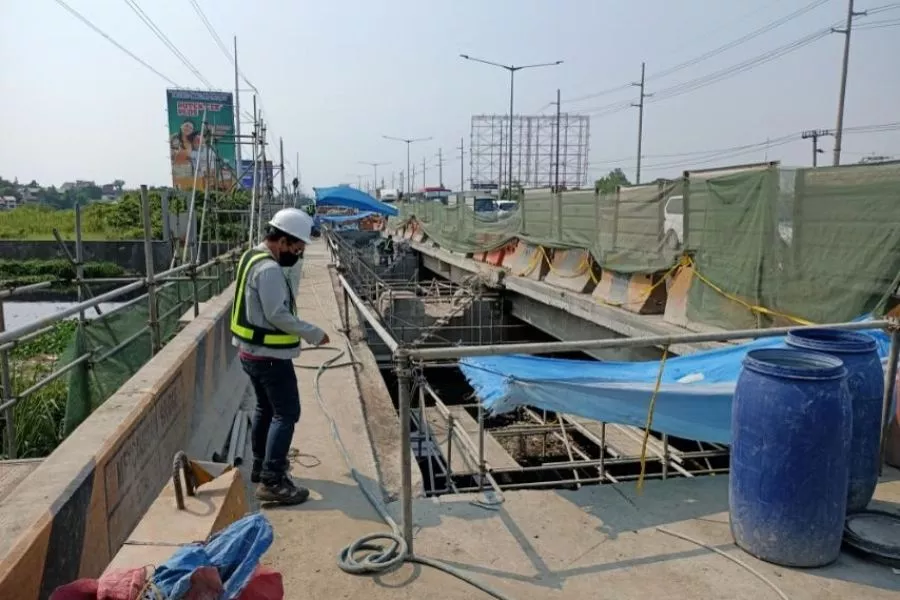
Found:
[0,281,55,299]
[405,319,892,361]
[338,273,399,353]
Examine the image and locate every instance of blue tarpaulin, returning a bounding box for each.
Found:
[460,324,892,444]
[314,186,399,216]
[317,211,377,223]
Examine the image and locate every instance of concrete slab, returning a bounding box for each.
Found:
[0,460,41,504]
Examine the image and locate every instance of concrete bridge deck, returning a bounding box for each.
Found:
[264,242,900,599]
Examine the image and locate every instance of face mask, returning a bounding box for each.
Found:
[278,252,300,267]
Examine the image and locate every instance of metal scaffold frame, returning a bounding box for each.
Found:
[331,237,900,552]
[0,186,245,459]
[470,114,590,189]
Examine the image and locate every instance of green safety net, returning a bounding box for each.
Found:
[393,184,680,273]
[685,163,900,328]
[63,275,230,435]
[393,161,900,328]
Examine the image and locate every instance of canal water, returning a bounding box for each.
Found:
[2,301,125,330]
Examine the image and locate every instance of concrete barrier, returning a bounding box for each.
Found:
[0,286,246,600]
[543,249,597,294]
[501,241,547,280]
[483,242,515,267]
[663,264,694,327]
[624,272,667,315]
[411,224,426,243]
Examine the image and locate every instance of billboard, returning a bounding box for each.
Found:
[239,160,275,190]
[166,89,236,192]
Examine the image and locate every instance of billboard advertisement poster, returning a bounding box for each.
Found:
[239,159,276,190]
[166,89,236,192]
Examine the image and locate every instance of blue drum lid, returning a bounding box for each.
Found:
[843,510,900,567]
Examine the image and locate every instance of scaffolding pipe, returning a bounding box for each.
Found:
[396,353,414,552]
[337,274,398,352]
[0,281,53,299]
[406,319,891,360]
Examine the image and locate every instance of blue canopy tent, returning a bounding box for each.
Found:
[313,186,399,216]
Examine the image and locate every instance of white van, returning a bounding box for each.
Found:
[664,195,684,248]
[379,188,399,202]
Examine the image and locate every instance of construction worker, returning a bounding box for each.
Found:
[230,207,329,505]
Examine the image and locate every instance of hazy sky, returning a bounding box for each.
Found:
[2,0,898,191]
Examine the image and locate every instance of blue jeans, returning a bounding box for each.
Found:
[241,357,300,484]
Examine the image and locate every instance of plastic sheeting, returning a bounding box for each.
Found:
[317,211,377,223]
[314,186,399,216]
[460,326,892,444]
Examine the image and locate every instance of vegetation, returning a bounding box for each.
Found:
[1,321,77,458]
[0,259,126,286]
[0,189,250,242]
[594,168,632,193]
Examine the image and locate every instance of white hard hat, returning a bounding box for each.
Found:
[268,208,313,244]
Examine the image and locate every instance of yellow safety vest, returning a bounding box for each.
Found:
[230,249,301,348]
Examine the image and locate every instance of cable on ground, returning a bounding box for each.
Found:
[297,344,515,599]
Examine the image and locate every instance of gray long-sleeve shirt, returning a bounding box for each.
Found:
[232,244,326,359]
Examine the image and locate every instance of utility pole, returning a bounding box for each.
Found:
[233,36,242,183]
[279,137,286,207]
[631,62,651,184]
[398,170,404,194]
[359,161,390,194]
[422,156,427,189]
[553,89,562,191]
[457,137,465,192]
[802,129,834,168]
[435,148,445,187]
[833,0,866,166]
[383,135,431,196]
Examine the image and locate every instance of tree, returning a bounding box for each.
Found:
[594,168,631,194]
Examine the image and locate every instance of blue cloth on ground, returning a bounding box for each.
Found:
[150,512,273,599]
[459,323,891,444]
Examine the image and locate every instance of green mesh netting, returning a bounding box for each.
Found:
[393,185,680,273]
[685,163,900,328]
[392,161,900,328]
[63,273,231,434]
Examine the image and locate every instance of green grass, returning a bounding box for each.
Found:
[1,321,77,458]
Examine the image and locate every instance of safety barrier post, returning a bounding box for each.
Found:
[141,186,162,354]
[190,263,200,318]
[0,297,14,458]
[396,351,414,553]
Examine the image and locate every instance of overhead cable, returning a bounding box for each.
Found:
[52,0,179,86]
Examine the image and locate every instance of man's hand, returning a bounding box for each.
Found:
[318,333,331,346]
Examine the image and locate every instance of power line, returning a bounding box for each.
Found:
[52,0,179,86]
[590,122,900,171]
[648,0,830,81]
[122,0,213,88]
[188,0,233,62]
[569,4,900,115]
[563,0,829,106]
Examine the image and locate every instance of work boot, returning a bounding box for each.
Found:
[250,460,262,484]
[256,475,310,505]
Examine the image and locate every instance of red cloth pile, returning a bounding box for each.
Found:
[50,566,283,600]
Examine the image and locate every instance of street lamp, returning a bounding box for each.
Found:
[359,161,390,194]
[459,54,563,197]
[383,135,432,195]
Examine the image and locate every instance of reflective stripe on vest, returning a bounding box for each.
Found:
[230,249,301,348]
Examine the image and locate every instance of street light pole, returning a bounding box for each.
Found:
[359,161,390,194]
[460,54,563,198]
[383,135,432,195]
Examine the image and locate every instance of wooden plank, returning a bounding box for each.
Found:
[424,406,521,474]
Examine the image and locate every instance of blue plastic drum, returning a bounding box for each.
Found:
[730,348,851,567]
[786,328,883,512]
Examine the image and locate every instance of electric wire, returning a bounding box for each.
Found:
[122,0,214,88]
[572,5,900,117]
[52,0,179,86]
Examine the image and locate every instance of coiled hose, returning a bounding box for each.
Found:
[297,345,514,599]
